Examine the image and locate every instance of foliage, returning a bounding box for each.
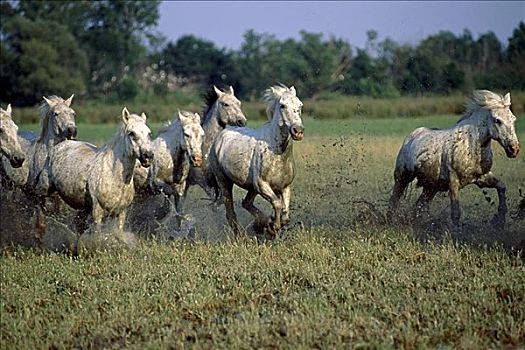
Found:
[0,0,523,105]
[0,16,88,105]
[1,0,160,105]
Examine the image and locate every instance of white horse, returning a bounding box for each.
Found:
[208,85,304,237]
[387,90,520,228]
[132,110,204,229]
[39,108,153,234]
[1,95,76,190]
[0,104,25,170]
[185,85,247,198]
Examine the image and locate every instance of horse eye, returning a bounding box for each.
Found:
[184,132,190,137]
[222,102,230,107]
[495,118,502,125]
[280,104,286,109]
[128,131,136,138]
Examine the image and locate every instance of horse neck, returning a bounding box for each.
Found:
[456,115,492,150]
[159,125,185,160]
[38,115,59,148]
[267,110,292,155]
[202,104,224,152]
[104,137,136,184]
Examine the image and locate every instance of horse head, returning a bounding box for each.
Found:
[213,86,247,127]
[121,107,154,167]
[0,104,25,167]
[42,95,77,141]
[178,110,205,167]
[482,91,520,158]
[268,85,304,141]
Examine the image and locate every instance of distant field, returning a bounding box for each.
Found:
[11,90,525,124]
[2,116,524,348]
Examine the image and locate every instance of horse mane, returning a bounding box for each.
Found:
[202,87,220,125]
[458,90,510,123]
[38,95,64,138]
[157,120,173,134]
[158,110,196,135]
[100,121,127,152]
[263,85,289,120]
[101,113,143,152]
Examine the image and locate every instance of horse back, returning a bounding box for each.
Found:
[49,140,97,209]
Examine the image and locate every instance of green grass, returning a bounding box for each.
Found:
[2,230,524,349]
[2,116,525,349]
[19,113,525,145]
[11,90,525,124]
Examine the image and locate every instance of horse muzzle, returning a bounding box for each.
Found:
[290,125,305,141]
[139,150,154,168]
[9,154,25,168]
[235,117,247,127]
[64,126,77,140]
[505,142,520,158]
[191,154,203,167]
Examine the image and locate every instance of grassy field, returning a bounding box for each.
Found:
[1,115,525,349]
[10,90,525,124]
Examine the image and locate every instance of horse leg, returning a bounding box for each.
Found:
[414,186,437,221]
[74,209,90,235]
[281,186,292,226]
[242,191,264,219]
[449,179,461,230]
[475,172,507,227]
[35,202,47,247]
[173,183,186,230]
[117,210,127,231]
[257,181,283,238]
[217,177,239,235]
[387,172,413,223]
[91,201,105,235]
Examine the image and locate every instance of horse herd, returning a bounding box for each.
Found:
[0,85,521,250]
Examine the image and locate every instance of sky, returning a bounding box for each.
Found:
[157,1,524,50]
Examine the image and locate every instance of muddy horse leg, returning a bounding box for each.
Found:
[475,172,507,227]
[257,180,283,238]
[387,172,413,223]
[449,179,461,230]
[414,186,438,221]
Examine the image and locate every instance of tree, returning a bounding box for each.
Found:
[9,0,161,97]
[503,22,525,90]
[0,16,88,105]
[160,35,237,90]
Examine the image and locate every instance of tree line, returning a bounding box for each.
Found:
[1,1,524,106]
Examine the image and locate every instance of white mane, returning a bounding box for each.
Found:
[468,89,510,111]
[263,85,291,120]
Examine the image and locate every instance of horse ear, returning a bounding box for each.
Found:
[141,112,147,121]
[229,86,235,95]
[122,107,130,124]
[6,104,12,116]
[193,112,201,124]
[290,86,296,96]
[504,93,511,106]
[43,96,53,107]
[213,85,224,97]
[176,110,186,124]
[65,94,74,107]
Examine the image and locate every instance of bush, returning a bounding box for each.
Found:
[115,77,139,101]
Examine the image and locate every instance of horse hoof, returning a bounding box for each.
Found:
[264,227,277,240]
